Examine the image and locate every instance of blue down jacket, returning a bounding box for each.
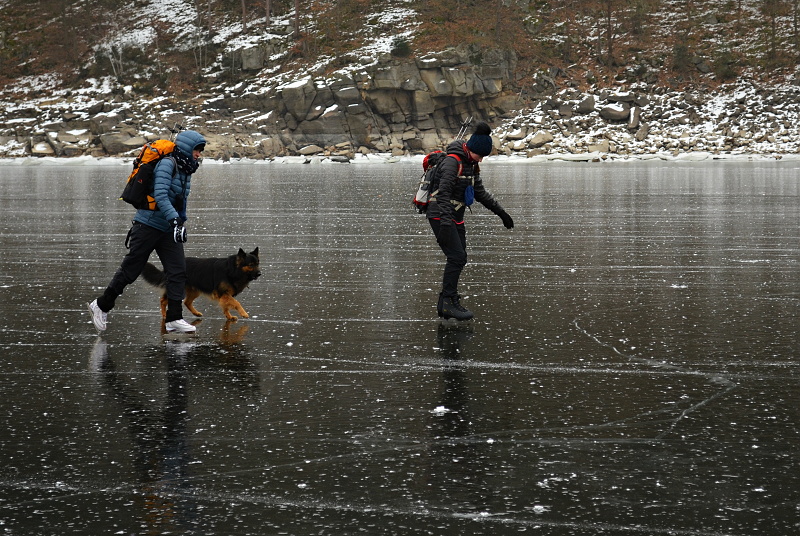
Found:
[133,130,206,232]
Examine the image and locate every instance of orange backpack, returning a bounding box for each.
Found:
[119,139,176,210]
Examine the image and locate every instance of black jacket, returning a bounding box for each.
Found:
[426,140,504,223]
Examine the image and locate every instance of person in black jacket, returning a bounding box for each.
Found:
[427,121,514,321]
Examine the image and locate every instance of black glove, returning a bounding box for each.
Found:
[437,221,454,249]
[498,210,514,229]
[170,218,187,243]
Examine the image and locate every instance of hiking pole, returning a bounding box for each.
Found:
[456,116,473,140]
[168,123,185,141]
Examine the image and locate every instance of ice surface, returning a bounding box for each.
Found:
[0,161,798,534]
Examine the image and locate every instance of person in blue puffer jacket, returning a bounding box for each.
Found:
[87,129,207,334]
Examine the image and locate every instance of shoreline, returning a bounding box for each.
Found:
[2,151,799,167]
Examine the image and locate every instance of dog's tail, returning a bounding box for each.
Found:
[141,262,167,288]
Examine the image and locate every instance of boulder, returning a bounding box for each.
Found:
[200,133,234,159]
[99,132,136,154]
[511,140,528,151]
[608,92,636,103]
[305,85,335,120]
[489,94,520,115]
[260,137,285,157]
[418,131,442,152]
[345,102,370,115]
[505,128,527,141]
[61,145,82,157]
[529,130,554,148]
[599,103,630,121]
[477,48,517,81]
[298,144,323,155]
[628,106,641,129]
[588,139,610,152]
[31,141,55,156]
[415,47,470,70]
[280,77,317,121]
[576,95,596,114]
[89,113,121,135]
[57,132,80,144]
[241,46,265,71]
[123,136,147,150]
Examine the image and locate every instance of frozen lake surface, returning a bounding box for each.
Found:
[1,159,799,535]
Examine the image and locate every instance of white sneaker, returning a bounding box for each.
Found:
[87,300,107,332]
[165,318,197,333]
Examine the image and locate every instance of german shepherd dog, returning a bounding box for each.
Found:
[142,248,261,321]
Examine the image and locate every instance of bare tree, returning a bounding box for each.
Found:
[761,0,788,63]
[599,0,620,66]
[294,0,300,40]
[242,0,248,32]
[192,0,209,79]
[794,0,800,57]
[495,0,502,42]
[552,0,581,63]
[106,43,124,80]
[265,0,271,25]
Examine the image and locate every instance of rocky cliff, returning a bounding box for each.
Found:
[3,45,800,161]
[0,45,518,160]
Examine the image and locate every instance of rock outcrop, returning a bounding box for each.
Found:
[2,48,800,160]
[0,45,519,160]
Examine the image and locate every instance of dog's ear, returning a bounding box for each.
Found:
[251,247,259,257]
[238,248,246,257]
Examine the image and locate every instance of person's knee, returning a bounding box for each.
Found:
[449,251,467,268]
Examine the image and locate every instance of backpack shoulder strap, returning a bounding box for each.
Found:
[446,153,463,177]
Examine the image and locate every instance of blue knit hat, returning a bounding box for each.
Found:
[465,122,493,156]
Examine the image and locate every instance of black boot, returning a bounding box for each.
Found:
[437,293,445,317]
[441,295,473,321]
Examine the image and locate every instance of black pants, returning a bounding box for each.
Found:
[429,218,467,298]
[97,222,186,320]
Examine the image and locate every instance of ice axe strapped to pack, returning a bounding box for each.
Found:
[412,151,464,213]
[412,117,473,213]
